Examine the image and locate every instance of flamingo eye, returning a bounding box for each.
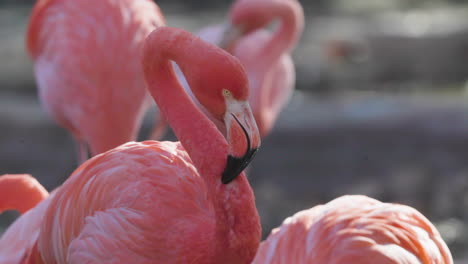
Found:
[222,89,232,97]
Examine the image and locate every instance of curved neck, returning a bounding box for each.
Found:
[142,29,230,185]
[233,0,303,129]
[249,0,303,71]
[0,174,48,214]
[142,27,261,262]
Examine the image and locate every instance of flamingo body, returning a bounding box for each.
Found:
[27,0,165,161]
[252,195,453,264]
[37,141,235,263]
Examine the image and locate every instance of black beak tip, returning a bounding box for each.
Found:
[221,147,259,184]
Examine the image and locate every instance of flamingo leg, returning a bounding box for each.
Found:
[149,112,168,141]
[75,139,89,165]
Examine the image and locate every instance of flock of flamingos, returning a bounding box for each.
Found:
[0,0,457,262]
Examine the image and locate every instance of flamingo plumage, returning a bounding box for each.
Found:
[0,174,49,264]
[1,26,261,263]
[252,195,453,264]
[26,0,165,163]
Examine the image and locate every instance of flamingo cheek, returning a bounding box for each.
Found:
[221,100,260,184]
[227,117,248,158]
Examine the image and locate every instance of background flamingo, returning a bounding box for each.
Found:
[172,0,304,179]
[26,0,165,163]
[3,26,261,263]
[251,195,453,264]
[198,0,304,137]
[0,174,49,263]
[152,0,304,140]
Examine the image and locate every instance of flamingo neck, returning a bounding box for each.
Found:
[0,174,48,214]
[142,28,260,261]
[143,43,227,186]
[236,0,303,129]
[143,28,261,263]
[254,0,303,68]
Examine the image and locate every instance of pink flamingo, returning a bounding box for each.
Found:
[252,195,453,264]
[2,26,261,263]
[0,174,49,264]
[158,0,304,140]
[26,0,165,163]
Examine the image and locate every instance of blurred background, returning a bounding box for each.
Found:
[1,0,468,261]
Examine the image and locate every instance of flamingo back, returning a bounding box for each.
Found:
[252,195,453,264]
[26,0,165,155]
[35,141,220,263]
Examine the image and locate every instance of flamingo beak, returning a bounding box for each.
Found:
[218,22,244,50]
[222,99,261,184]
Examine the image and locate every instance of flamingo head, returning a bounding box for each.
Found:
[179,47,261,184]
[142,26,261,184]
